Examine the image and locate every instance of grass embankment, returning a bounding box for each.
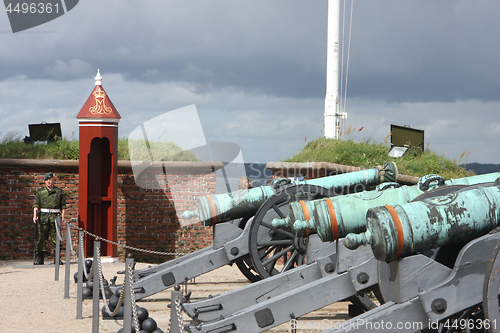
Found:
[285,137,474,179]
[1,131,474,179]
[0,132,197,161]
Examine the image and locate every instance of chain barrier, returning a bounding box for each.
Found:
[74,221,188,331]
[54,218,76,255]
[175,296,184,333]
[291,316,297,333]
[96,244,117,316]
[127,261,141,333]
[166,293,185,333]
[70,222,186,258]
[79,231,94,280]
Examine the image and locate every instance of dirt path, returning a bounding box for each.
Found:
[0,260,349,333]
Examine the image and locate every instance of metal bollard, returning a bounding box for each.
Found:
[64,223,71,299]
[93,241,100,333]
[76,230,84,319]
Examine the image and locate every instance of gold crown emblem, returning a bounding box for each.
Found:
[89,87,112,115]
[93,87,106,99]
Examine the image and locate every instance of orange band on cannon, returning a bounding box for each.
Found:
[384,205,404,260]
[299,200,311,237]
[325,198,338,241]
[205,195,217,226]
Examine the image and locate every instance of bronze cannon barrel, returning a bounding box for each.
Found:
[345,180,500,262]
[279,172,500,242]
[182,162,398,226]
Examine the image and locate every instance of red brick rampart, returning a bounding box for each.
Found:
[0,159,216,262]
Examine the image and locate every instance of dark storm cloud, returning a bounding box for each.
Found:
[346,0,500,102]
[1,1,328,98]
[2,1,497,103]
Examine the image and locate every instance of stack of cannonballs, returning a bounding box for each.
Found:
[73,258,93,283]
[73,258,114,300]
[103,289,163,332]
[75,259,165,332]
[114,305,164,333]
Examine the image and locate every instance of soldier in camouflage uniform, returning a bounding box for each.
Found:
[32,172,66,265]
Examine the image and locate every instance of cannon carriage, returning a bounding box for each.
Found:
[323,177,500,333]
[123,156,500,333]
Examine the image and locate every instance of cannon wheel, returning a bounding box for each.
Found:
[235,256,261,283]
[248,184,332,279]
[483,232,500,331]
[234,217,262,283]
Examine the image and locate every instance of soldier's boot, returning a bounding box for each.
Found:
[34,251,45,265]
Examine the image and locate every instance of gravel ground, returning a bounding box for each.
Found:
[0,258,349,333]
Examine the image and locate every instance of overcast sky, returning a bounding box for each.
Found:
[1,0,499,165]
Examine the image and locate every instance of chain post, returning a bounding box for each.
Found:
[123,258,133,333]
[76,229,84,319]
[169,286,184,333]
[55,216,61,281]
[92,241,100,333]
[64,222,71,298]
[129,260,141,332]
[176,294,184,333]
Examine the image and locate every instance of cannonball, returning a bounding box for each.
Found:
[115,305,124,318]
[86,279,94,291]
[104,286,114,298]
[141,317,157,333]
[85,258,92,267]
[102,305,114,318]
[108,295,120,312]
[73,271,88,283]
[82,286,92,298]
[85,258,93,270]
[114,286,122,297]
[136,306,149,322]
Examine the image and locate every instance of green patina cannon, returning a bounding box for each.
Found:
[344,178,500,262]
[182,162,398,226]
[272,172,500,242]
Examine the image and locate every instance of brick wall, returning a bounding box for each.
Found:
[0,159,215,263]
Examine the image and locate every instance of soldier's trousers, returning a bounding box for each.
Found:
[36,215,59,253]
